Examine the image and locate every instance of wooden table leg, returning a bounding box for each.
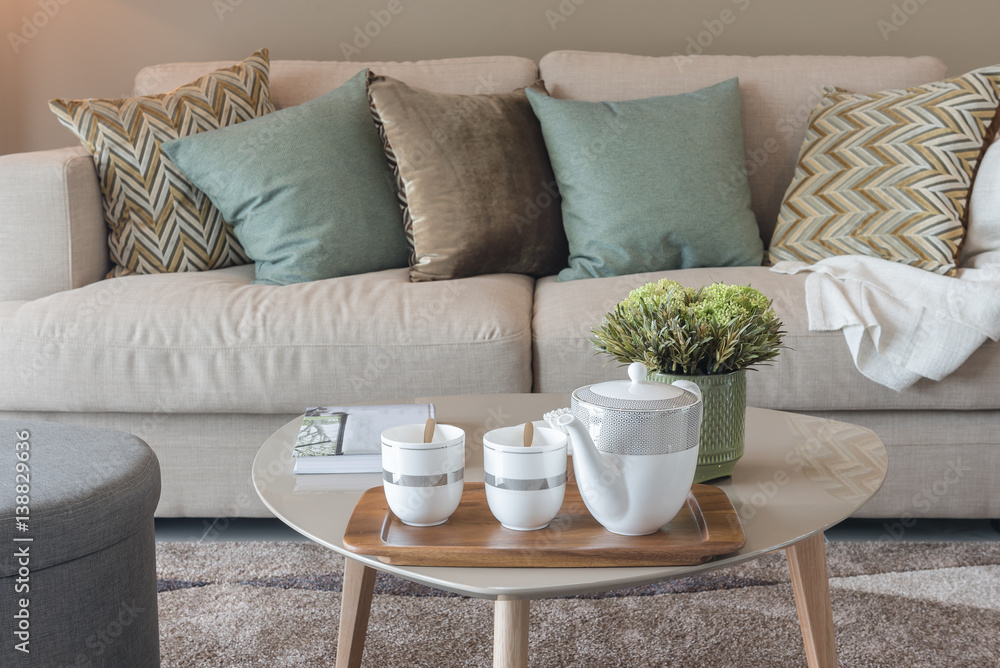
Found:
[786,532,837,668]
[493,597,530,668]
[336,558,377,668]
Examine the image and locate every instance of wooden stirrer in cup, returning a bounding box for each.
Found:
[423,417,436,444]
[523,421,534,448]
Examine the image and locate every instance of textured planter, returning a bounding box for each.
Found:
[647,369,746,483]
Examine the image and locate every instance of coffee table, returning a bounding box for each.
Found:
[253,394,887,668]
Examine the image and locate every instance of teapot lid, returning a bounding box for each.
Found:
[577,362,698,411]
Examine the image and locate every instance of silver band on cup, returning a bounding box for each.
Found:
[484,472,566,492]
[383,469,464,488]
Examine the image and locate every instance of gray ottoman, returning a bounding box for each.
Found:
[1,421,160,667]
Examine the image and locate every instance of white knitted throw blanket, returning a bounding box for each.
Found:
[770,257,1000,391]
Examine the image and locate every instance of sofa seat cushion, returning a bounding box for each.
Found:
[532,267,1000,411]
[0,266,533,413]
[538,52,947,246]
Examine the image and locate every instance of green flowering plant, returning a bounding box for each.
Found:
[591,279,786,375]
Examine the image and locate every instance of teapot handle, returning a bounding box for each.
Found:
[671,379,702,401]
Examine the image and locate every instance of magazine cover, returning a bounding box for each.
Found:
[293,409,347,458]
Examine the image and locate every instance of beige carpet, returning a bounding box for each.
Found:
[156,541,1000,667]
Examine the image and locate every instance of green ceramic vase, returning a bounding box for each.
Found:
[647,369,746,483]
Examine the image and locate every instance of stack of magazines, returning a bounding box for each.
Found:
[292,404,435,490]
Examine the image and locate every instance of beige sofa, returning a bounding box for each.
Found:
[1,52,997,520]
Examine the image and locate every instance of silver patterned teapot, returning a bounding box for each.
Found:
[556,362,703,535]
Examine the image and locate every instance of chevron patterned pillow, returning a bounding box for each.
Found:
[49,49,274,277]
[769,65,1000,276]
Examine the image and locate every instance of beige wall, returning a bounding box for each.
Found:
[2,0,999,155]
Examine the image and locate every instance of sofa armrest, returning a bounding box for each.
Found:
[0,146,109,301]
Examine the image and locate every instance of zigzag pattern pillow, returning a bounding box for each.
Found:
[770,65,1000,276]
[49,49,273,277]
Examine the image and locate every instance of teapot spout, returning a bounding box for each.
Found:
[555,413,628,524]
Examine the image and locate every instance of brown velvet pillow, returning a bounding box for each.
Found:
[367,73,568,281]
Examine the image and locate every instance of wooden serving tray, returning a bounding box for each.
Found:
[342,483,745,567]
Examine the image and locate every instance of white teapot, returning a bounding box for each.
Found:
[556,362,703,536]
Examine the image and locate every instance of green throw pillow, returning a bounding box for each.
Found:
[525,79,764,281]
[162,69,408,285]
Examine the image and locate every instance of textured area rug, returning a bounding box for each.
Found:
[156,541,1000,667]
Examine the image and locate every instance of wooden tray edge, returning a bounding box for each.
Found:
[342,483,747,567]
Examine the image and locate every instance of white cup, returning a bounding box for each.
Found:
[381,423,465,527]
[483,423,568,531]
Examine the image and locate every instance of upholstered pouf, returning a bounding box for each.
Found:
[0,421,161,666]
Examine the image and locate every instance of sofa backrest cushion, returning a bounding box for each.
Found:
[134,55,539,107]
[538,51,948,246]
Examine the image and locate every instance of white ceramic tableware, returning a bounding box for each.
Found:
[381,423,465,527]
[483,424,568,531]
[557,362,703,536]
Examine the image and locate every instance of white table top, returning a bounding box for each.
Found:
[253,394,887,600]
